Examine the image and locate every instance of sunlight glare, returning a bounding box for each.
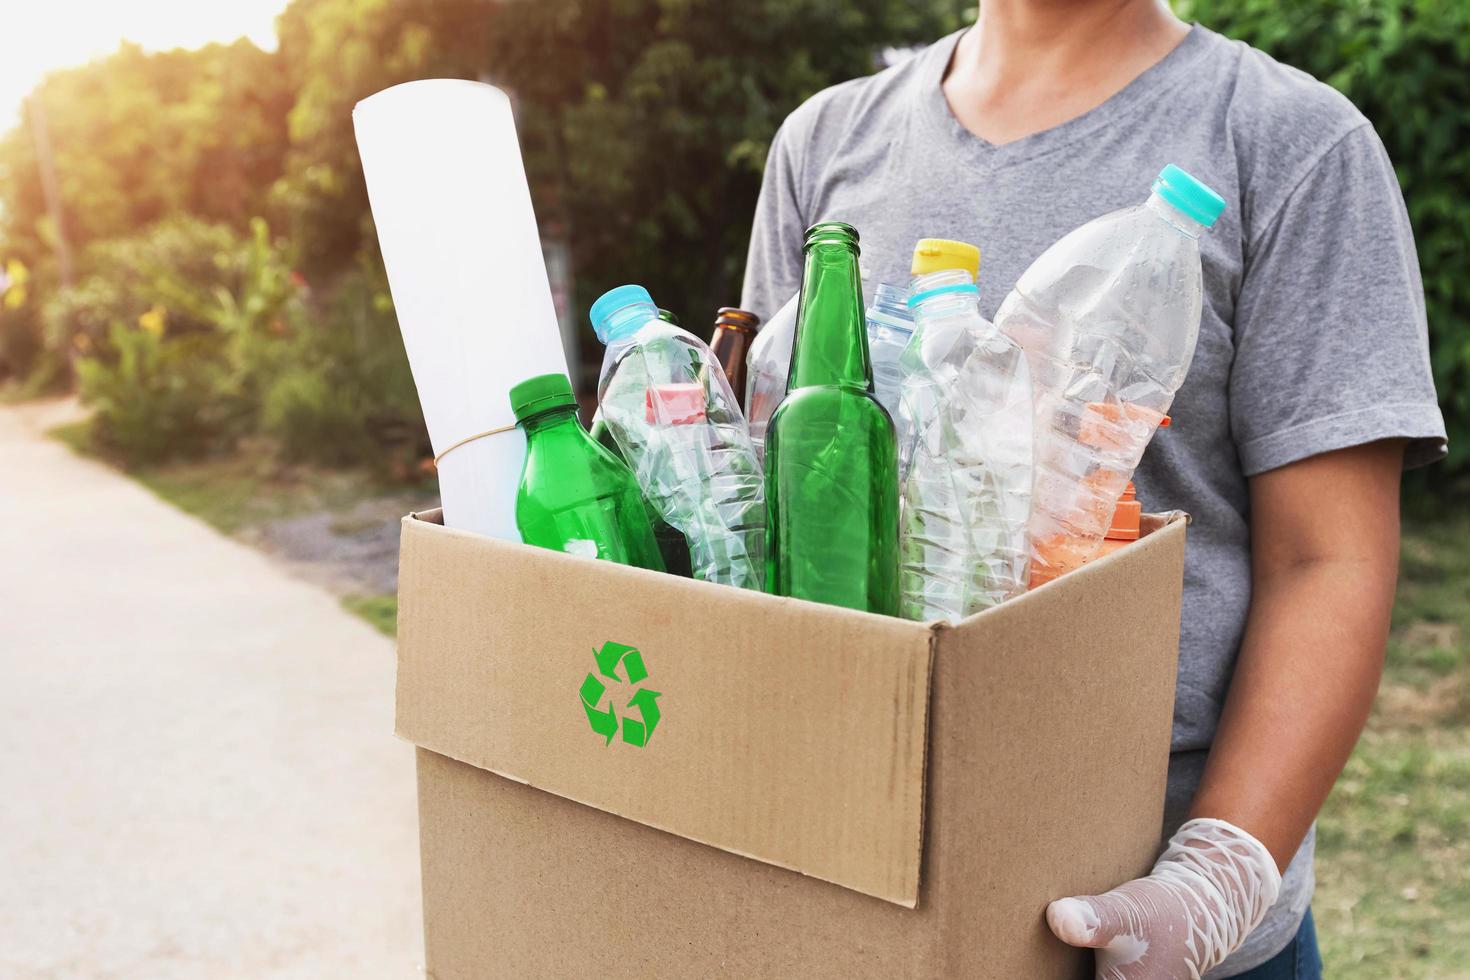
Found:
[0,0,291,125]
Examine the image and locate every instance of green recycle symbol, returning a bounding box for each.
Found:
[579,641,663,748]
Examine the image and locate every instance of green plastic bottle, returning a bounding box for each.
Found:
[510,372,664,571]
[765,222,900,614]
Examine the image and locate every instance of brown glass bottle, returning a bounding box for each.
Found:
[707,308,760,411]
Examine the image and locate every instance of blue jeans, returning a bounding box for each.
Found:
[1231,909,1322,980]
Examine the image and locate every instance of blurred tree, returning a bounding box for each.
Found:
[483,0,972,355]
[0,40,291,265]
[69,216,305,462]
[270,0,498,278]
[0,39,293,379]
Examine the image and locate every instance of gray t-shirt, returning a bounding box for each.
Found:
[741,24,1447,976]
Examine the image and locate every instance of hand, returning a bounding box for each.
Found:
[1047,818,1282,979]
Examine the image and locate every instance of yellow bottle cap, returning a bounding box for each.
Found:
[911,239,981,280]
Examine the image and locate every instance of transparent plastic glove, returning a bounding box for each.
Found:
[1047,818,1283,980]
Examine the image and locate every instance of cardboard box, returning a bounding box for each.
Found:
[396,510,1185,978]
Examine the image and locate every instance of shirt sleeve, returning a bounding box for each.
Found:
[1229,124,1448,476]
[740,120,808,323]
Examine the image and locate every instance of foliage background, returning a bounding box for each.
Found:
[0,0,1464,487]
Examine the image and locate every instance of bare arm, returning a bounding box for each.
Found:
[1048,440,1407,976]
[1189,439,1406,868]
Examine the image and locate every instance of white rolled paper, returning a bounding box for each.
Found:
[354,79,569,539]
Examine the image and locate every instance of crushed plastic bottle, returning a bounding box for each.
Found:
[587,410,695,578]
[744,292,798,463]
[592,284,764,590]
[897,253,1033,622]
[865,283,914,429]
[994,164,1224,587]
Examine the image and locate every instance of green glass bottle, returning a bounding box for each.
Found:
[511,372,664,571]
[765,222,899,614]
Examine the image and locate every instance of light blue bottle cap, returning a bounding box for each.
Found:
[1153,164,1225,228]
[590,284,655,343]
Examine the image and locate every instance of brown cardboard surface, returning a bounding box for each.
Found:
[396,513,933,906]
[919,515,1187,976]
[416,747,942,980]
[401,512,1186,978]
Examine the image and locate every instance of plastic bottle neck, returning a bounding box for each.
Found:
[599,300,662,345]
[908,269,981,321]
[868,283,915,335]
[1146,192,1206,239]
[790,235,872,390]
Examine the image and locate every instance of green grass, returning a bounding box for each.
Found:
[49,419,429,535]
[0,360,68,404]
[49,419,423,639]
[1315,514,1470,977]
[48,419,92,454]
[341,594,398,637]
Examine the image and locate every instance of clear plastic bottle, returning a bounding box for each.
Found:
[586,410,695,579]
[897,260,1034,622]
[744,292,799,463]
[865,283,914,429]
[892,241,977,475]
[592,284,764,590]
[993,164,1224,587]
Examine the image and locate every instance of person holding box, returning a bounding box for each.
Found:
[741,1,1447,976]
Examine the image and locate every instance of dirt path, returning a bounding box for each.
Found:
[0,404,422,978]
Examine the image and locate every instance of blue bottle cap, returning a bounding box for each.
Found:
[908,282,979,308]
[1153,164,1226,228]
[590,284,655,343]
